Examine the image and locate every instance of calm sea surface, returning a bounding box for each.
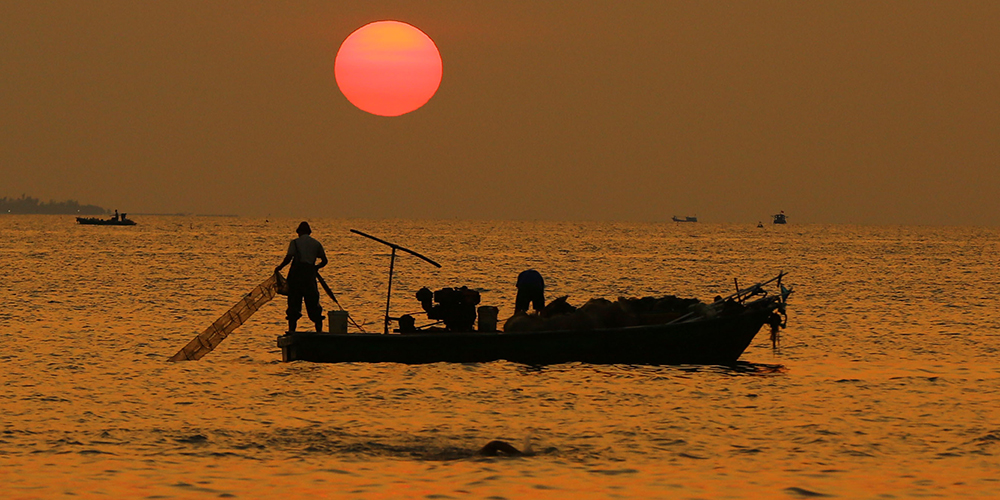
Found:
[2,216,999,499]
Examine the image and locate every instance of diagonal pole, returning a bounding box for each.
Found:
[316,272,367,333]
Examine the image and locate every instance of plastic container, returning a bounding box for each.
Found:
[327,310,349,334]
[477,306,499,332]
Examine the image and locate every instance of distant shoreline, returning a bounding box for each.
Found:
[1,195,107,215]
[0,212,241,217]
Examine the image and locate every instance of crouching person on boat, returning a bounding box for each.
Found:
[275,221,328,333]
[515,269,545,314]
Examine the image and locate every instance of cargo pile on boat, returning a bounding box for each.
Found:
[503,294,744,332]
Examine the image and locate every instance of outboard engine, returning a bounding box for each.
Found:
[415,286,481,331]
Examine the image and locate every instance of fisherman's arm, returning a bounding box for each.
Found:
[275,240,297,272]
[316,246,328,270]
[275,254,293,273]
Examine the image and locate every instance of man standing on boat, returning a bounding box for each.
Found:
[515,269,545,313]
[275,221,328,333]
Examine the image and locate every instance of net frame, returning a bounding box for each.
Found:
[167,273,284,362]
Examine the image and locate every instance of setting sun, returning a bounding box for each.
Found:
[335,21,443,117]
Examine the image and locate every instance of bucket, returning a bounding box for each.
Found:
[327,310,349,334]
[477,306,499,332]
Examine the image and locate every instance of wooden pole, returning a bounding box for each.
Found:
[350,229,441,335]
[384,248,396,335]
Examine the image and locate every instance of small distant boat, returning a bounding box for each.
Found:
[772,211,787,224]
[76,212,136,226]
[672,215,698,223]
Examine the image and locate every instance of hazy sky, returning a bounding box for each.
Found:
[2,1,998,225]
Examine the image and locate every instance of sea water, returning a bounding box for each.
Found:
[1,216,998,499]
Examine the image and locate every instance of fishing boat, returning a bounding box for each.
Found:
[672,215,698,223]
[772,211,787,224]
[276,230,791,366]
[76,212,136,226]
[277,291,788,365]
[168,229,791,366]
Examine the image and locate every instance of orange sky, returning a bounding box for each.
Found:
[1,1,998,225]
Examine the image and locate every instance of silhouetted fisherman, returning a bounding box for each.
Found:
[515,269,545,313]
[275,221,328,333]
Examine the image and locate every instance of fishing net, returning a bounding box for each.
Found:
[168,272,286,362]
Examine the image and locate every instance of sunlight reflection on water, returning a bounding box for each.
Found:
[1,216,999,498]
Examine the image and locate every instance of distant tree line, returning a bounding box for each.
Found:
[0,195,108,215]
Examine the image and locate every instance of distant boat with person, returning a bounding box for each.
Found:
[672,215,698,223]
[76,210,136,226]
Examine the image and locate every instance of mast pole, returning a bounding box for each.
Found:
[350,229,441,335]
[384,248,397,335]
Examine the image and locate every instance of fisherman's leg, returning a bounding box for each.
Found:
[514,288,530,313]
[286,290,304,332]
[530,286,545,312]
[304,282,323,332]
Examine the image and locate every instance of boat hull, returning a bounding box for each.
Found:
[276,307,773,366]
[76,217,136,226]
